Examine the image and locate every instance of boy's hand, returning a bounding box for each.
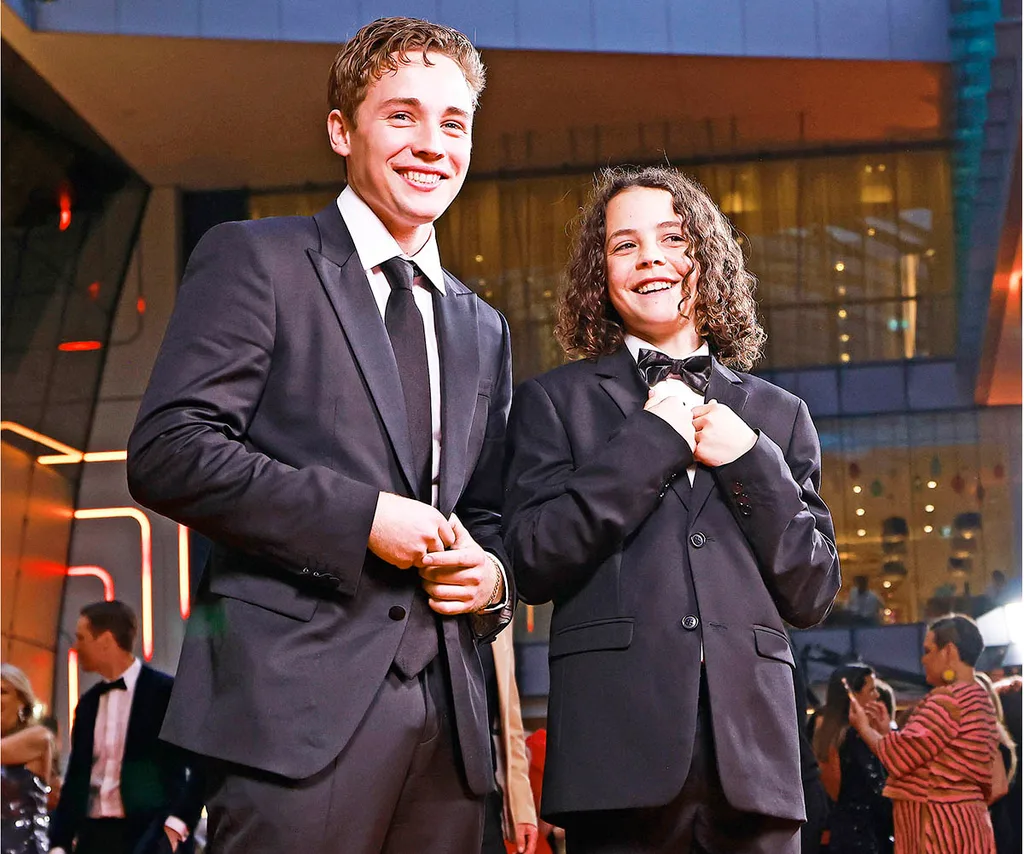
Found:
[691,400,756,466]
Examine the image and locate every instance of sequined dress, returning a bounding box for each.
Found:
[1,764,49,854]
[828,728,894,854]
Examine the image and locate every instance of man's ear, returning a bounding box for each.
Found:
[328,109,352,158]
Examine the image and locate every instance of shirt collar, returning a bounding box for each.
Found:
[111,657,142,693]
[624,334,709,364]
[336,186,446,294]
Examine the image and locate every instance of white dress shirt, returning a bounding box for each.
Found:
[89,656,142,819]
[337,186,445,507]
[335,188,508,610]
[625,335,710,486]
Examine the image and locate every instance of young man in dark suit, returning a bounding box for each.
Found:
[48,600,200,854]
[503,166,841,853]
[127,17,513,854]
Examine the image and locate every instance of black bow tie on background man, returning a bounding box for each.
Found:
[636,348,712,395]
[96,677,127,696]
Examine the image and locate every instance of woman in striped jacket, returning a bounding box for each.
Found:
[848,614,1001,854]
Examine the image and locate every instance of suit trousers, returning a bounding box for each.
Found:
[564,670,801,854]
[202,655,485,854]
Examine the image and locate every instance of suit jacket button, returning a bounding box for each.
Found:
[388,606,406,621]
[689,532,706,548]
[681,615,700,630]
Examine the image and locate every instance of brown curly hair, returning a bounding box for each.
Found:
[555,165,766,371]
[328,17,486,127]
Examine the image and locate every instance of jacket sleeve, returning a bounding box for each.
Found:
[711,398,841,627]
[126,222,379,595]
[48,700,91,851]
[461,312,516,641]
[503,377,693,604]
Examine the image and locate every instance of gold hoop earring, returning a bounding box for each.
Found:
[941,668,956,684]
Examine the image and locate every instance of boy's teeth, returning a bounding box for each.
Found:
[405,171,441,185]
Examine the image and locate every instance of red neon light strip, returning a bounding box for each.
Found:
[73,508,153,661]
[178,525,191,619]
[67,649,79,725]
[58,341,103,352]
[67,565,115,602]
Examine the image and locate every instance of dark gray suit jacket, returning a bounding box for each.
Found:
[127,203,513,794]
[503,348,840,821]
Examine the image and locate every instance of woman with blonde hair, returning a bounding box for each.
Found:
[1,663,54,853]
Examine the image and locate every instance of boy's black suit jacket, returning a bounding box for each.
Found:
[503,348,841,822]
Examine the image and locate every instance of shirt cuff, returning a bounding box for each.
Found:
[165,816,189,841]
[480,552,510,613]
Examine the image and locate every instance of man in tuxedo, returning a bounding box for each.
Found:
[48,601,200,854]
[127,16,513,854]
[503,166,841,853]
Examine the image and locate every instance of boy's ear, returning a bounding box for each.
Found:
[328,110,352,158]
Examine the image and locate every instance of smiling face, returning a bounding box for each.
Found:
[328,51,473,254]
[604,186,700,353]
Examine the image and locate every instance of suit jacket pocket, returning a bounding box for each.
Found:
[208,553,319,622]
[753,625,794,667]
[549,617,634,659]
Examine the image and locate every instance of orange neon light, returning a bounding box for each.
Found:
[68,649,79,725]
[178,525,191,619]
[67,565,116,601]
[74,508,153,661]
[0,421,80,456]
[58,341,103,352]
[526,604,535,633]
[37,450,128,465]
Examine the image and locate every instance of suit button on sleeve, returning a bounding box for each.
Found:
[681,615,700,630]
[689,532,706,548]
[388,606,407,621]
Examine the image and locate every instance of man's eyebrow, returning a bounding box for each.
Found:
[379,98,472,120]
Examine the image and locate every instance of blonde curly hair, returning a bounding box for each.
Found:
[555,165,767,371]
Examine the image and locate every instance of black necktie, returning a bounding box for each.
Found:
[381,257,432,503]
[636,348,712,395]
[380,257,439,679]
[96,677,127,697]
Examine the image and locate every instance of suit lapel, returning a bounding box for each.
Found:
[597,348,647,419]
[689,358,749,520]
[308,204,419,496]
[435,276,480,517]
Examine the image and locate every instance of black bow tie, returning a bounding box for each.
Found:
[636,348,712,394]
[96,677,127,697]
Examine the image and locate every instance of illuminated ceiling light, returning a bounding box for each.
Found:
[925,504,935,513]
[927,480,937,488]
[924,525,933,533]
[867,227,876,236]
[857,529,867,537]
[474,254,484,263]
[864,165,873,173]
[58,341,103,352]
[834,261,846,272]
[840,353,851,363]
[838,309,848,319]
[837,285,847,296]
[856,508,866,516]
[925,248,936,257]
[883,581,892,589]
[840,333,851,343]
[877,164,887,172]
[853,485,862,494]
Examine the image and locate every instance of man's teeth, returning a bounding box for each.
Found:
[636,282,673,295]
[404,171,442,186]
